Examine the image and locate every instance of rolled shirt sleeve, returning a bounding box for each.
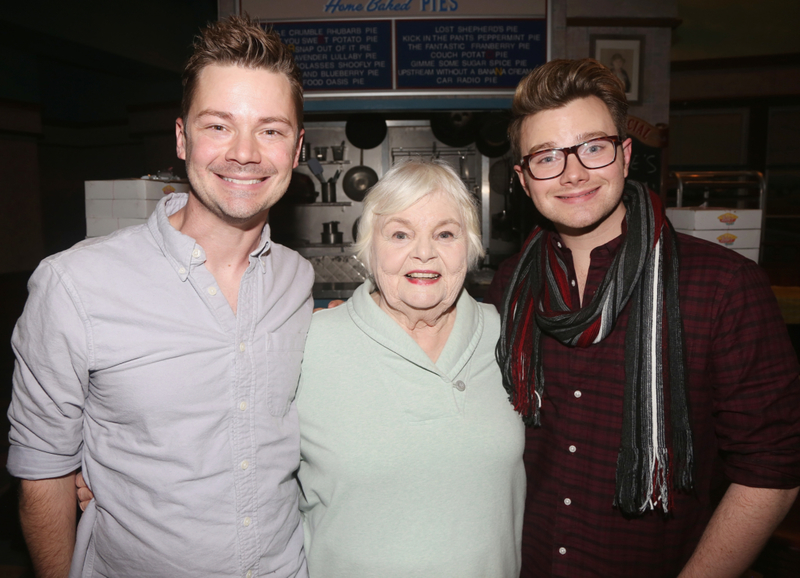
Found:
[708,257,800,488]
[8,259,90,479]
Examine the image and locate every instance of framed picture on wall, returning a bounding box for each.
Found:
[590,35,644,105]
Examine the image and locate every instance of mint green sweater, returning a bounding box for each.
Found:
[297,281,525,578]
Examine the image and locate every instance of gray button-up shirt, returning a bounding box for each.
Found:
[8,193,313,578]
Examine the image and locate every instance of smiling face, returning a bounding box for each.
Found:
[176,64,303,227]
[514,95,632,246]
[371,192,469,327]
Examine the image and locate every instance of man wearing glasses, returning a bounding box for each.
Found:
[486,59,800,577]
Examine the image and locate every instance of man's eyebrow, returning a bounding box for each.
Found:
[257,115,293,126]
[194,109,233,121]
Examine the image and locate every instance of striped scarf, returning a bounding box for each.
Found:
[496,181,694,515]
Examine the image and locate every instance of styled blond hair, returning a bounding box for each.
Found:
[181,15,303,129]
[508,58,628,162]
[354,158,484,275]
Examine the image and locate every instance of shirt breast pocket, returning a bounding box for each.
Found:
[266,332,307,417]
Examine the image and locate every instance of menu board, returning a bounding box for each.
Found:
[395,19,546,89]
[271,21,393,90]
[267,17,546,93]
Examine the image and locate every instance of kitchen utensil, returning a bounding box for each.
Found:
[299,142,311,163]
[459,152,469,180]
[343,147,378,202]
[321,221,343,244]
[321,181,337,203]
[476,111,511,158]
[345,115,387,150]
[307,158,327,185]
[352,217,361,243]
[489,159,512,195]
[430,111,478,147]
[314,146,328,161]
[331,140,345,161]
[323,169,342,202]
[492,172,517,242]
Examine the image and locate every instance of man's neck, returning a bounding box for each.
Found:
[556,203,626,304]
[168,195,267,314]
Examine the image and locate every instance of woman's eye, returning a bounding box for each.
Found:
[438,231,454,239]
[392,231,408,240]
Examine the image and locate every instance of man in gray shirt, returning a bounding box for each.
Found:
[7,16,313,578]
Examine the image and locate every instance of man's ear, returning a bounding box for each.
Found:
[621,137,633,178]
[513,164,534,200]
[176,118,187,161]
[293,129,305,169]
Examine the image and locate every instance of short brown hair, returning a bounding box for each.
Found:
[508,59,628,162]
[181,15,303,130]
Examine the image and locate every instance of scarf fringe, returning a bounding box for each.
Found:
[672,429,695,491]
[614,447,672,515]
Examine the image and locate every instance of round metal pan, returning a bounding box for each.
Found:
[345,115,387,150]
[430,111,479,147]
[343,164,378,202]
[476,112,511,158]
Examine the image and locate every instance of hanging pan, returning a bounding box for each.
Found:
[343,114,385,202]
[342,148,378,202]
[476,111,511,158]
[430,111,479,148]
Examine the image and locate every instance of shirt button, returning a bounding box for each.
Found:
[557,241,562,248]
[239,401,247,411]
[559,547,567,555]
[246,571,252,578]
[239,342,246,352]
[178,267,186,275]
[453,380,466,392]
[569,445,577,453]
[208,287,217,296]
[571,279,576,287]
[574,390,582,398]
[241,460,249,470]
[192,249,201,258]
[243,517,251,527]
[564,498,572,506]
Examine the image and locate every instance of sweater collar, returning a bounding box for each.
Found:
[347,280,484,381]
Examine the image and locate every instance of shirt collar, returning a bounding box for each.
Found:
[549,219,627,263]
[148,192,272,281]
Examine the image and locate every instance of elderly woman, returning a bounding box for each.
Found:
[297,158,525,577]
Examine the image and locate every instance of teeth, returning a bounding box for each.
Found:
[222,176,264,185]
[407,272,439,278]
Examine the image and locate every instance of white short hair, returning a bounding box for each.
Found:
[354,158,484,276]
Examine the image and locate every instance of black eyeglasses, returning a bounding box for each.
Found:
[521,136,623,180]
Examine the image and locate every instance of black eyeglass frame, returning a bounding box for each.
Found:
[520,135,623,181]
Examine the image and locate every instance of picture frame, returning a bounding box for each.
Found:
[590,35,645,105]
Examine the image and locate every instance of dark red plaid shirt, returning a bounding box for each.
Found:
[485,231,800,578]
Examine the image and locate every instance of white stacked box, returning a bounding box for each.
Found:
[666,207,762,263]
[85,179,190,237]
